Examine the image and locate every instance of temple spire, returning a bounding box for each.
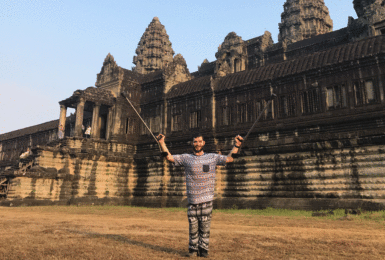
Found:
[133,17,175,74]
[278,0,333,44]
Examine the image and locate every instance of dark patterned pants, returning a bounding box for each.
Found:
[187,201,213,251]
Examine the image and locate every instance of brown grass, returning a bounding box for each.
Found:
[0,206,384,260]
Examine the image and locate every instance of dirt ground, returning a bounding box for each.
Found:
[0,206,384,260]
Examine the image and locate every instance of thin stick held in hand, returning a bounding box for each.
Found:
[121,93,162,152]
[243,95,276,143]
[229,93,276,157]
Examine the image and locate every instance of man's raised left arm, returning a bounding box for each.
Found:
[226,135,243,163]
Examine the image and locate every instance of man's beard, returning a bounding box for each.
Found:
[193,147,203,153]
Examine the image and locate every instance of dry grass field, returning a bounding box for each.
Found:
[0,206,384,260]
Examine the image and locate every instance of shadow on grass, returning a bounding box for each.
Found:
[67,229,186,257]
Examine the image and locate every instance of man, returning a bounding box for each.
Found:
[19,147,32,159]
[85,125,91,138]
[157,133,243,257]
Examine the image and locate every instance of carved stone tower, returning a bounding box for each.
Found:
[133,17,175,74]
[164,54,191,93]
[96,53,120,88]
[215,32,247,77]
[278,0,333,44]
[353,0,385,24]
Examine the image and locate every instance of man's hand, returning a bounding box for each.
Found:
[226,135,244,163]
[156,134,175,163]
[157,134,165,144]
[235,135,243,147]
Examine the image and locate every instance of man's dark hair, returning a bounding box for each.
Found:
[192,133,204,141]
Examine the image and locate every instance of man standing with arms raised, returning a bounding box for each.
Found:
[157,133,243,258]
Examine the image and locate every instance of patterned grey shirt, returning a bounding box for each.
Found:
[173,153,227,204]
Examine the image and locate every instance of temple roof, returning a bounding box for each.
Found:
[167,75,211,99]
[60,87,116,106]
[0,119,59,142]
[140,69,164,84]
[167,35,385,98]
[191,61,216,78]
[215,35,385,92]
[286,27,349,53]
[121,68,143,83]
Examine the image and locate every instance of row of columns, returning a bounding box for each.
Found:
[58,98,110,139]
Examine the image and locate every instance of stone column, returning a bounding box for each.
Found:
[163,99,167,135]
[74,98,85,137]
[59,105,67,133]
[105,106,113,140]
[91,103,101,139]
[110,105,122,141]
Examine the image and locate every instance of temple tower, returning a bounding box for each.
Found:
[353,0,385,24]
[133,17,175,74]
[215,32,247,76]
[278,0,333,44]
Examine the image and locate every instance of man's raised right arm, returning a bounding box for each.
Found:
[157,134,175,163]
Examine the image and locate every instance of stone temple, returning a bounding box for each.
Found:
[1,0,385,210]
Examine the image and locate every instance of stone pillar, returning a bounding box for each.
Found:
[163,99,167,135]
[91,103,101,139]
[110,105,123,141]
[59,105,67,133]
[106,106,113,140]
[74,98,85,137]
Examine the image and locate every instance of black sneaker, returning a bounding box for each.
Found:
[199,248,209,258]
[187,249,198,257]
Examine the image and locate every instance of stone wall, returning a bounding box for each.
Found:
[2,136,385,210]
[0,126,58,168]
[217,145,385,210]
[1,138,137,206]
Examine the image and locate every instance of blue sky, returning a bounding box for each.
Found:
[0,0,356,134]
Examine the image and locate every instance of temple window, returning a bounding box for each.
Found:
[222,106,232,126]
[152,116,161,133]
[186,98,202,129]
[141,118,150,135]
[263,99,274,120]
[326,84,347,110]
[254,101,261,120]
[302,88,321,114]
[171,114,181,131]
[189,111,201,129]
[125,118,135,134]
[237,103,248,123]
[140,105,160,135]
[279,94,296,117]
[234,59,239,72]
[354,81,363,106]
[365,80,376,103]
[171,103,182,132]
[354,79,377,106]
